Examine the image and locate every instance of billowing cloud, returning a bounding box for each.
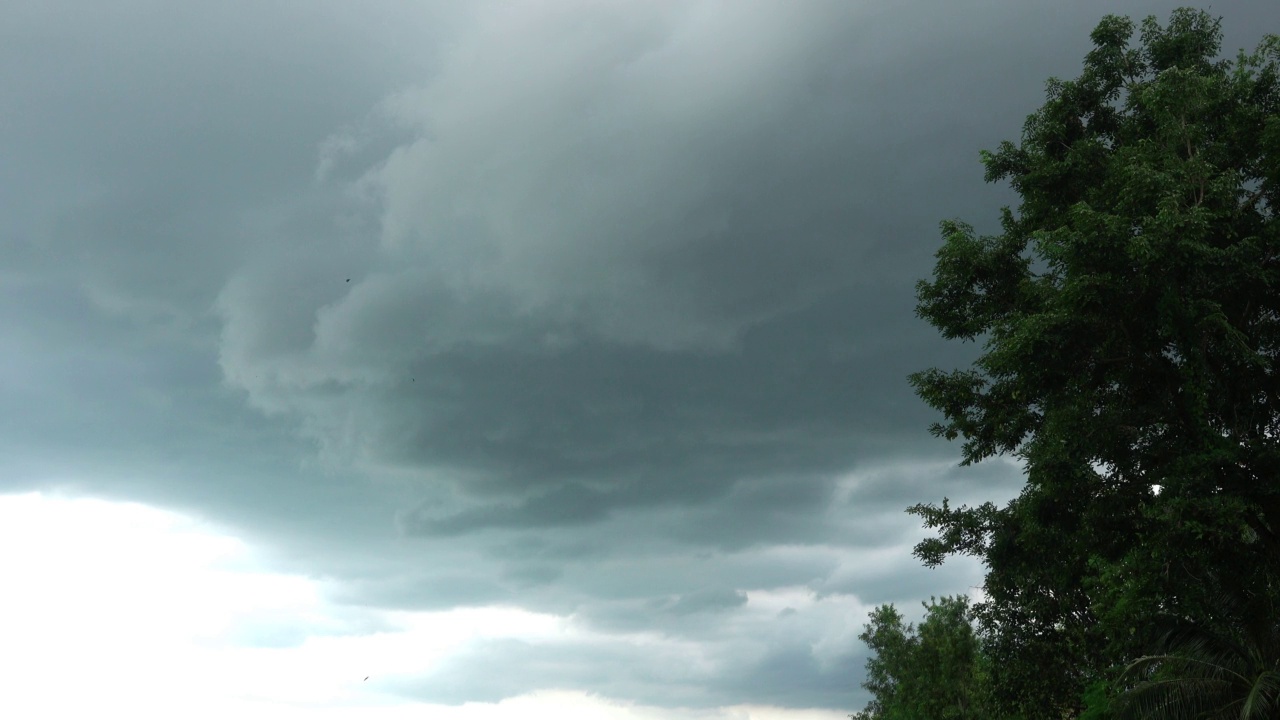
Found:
[211,0,1027,532]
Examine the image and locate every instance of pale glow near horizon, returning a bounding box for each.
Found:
[0,491,847,720]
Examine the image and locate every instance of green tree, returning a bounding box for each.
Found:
[1113,590,1280,720]
[854,604,914,720]
[852,596,989,720]
[906,7,1280,718]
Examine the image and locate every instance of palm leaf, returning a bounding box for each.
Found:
[1113,589,1280,720]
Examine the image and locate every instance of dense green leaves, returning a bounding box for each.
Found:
[899,7,1280,719]
[852,596,987,720]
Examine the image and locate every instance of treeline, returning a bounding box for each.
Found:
[853,8,1280,720]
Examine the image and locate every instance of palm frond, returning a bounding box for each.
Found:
[1112,592,1280,720]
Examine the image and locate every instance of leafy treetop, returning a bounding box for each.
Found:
[905,7,1280,718]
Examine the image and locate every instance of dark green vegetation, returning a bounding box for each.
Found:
[854,8,1280,720]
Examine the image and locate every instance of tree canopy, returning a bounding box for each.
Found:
[856,7,1280,719]
[852,596,987,720]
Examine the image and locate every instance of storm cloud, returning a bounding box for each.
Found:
[2,0,1274,715]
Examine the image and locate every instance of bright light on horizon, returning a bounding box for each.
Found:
[0,491,848,720]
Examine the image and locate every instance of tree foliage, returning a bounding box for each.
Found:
[1114,589,1280,720]
[852,596,988,720]
[902,7,1280,719]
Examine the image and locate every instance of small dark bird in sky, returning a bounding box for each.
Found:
[346,278,350,282]
[364,676,369,681]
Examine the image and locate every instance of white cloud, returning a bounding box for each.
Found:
[0,492,853,719]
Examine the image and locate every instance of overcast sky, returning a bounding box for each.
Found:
[2,1,1276,717]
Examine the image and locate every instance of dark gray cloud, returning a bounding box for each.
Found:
[3,0,1276,713]
[661,587,748,616]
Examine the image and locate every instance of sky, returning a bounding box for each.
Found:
[1,1,1275,717]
